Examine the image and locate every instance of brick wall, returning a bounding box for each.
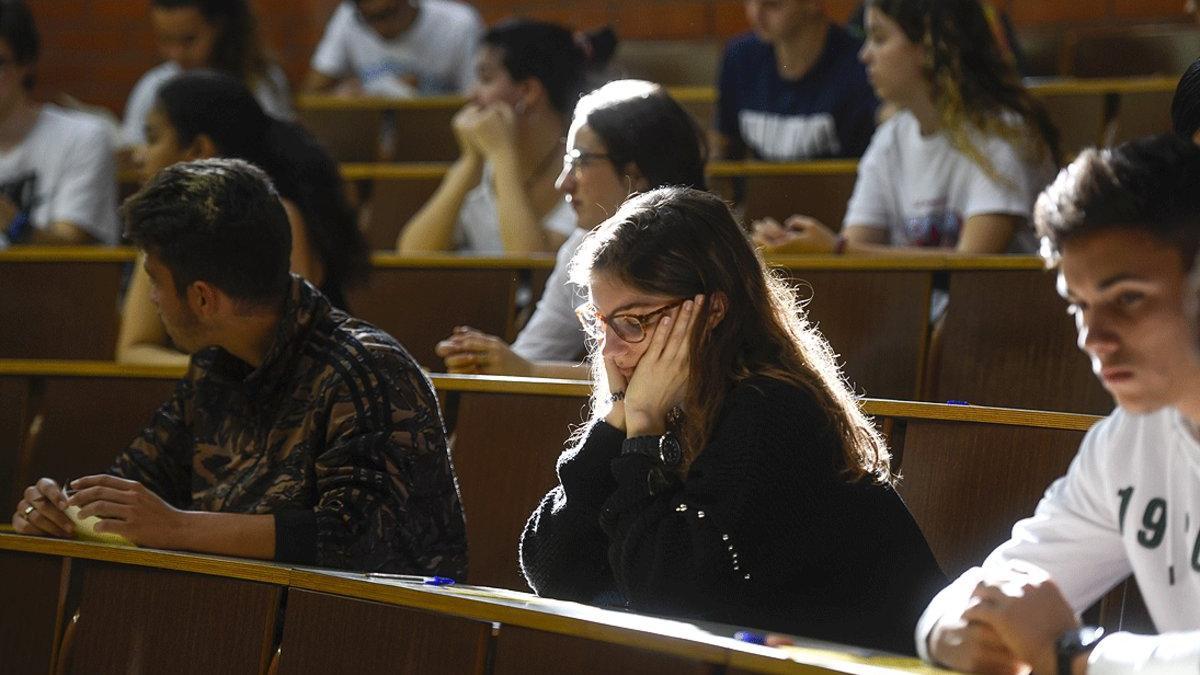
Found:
[25,0,1197,114]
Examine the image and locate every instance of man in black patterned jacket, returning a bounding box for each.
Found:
[11,158,467,577]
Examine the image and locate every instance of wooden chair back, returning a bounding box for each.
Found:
[0,251,128,360]
[929,266,1113,415]
[772,262,932,400]
[435,375,591,591]
[347,256,552,369]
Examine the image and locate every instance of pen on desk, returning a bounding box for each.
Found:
[734,630,767,645]
[363,573,456,586]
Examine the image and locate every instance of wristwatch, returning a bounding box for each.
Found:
[621,432,683,468]
[1055,626,1104,675]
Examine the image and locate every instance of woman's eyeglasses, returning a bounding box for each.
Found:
[562,148,612,174]
[575,299,686,344]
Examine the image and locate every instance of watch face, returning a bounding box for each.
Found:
[659,434,683,467]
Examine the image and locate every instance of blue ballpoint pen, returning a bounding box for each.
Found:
[364,573,456,586]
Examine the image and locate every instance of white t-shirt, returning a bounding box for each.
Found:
[310,0,482,97]
[844,111,1052,252]
[453,163,576,254]
[511,227,589,362]
[121,61,295,146]
[0,105,120,244]
[916,406,1200,674]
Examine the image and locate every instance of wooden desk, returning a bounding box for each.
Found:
[0,533,935,675]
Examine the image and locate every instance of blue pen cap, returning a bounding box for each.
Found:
[734,631,767,645]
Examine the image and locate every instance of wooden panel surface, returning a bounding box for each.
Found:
[61,560,280,675]
[8,375,177,512]
[492,625,720,675]
[346,267,521,369]
[739,172,857,229]
[782,269,930,400]
[358,176,444,250]
[897,419,1084,577]
[0,261,124,360]
[449,390,590,590]
[0,377,26,509]
[1040,92,1108,158]
[0,550,65,674]
[298,108,386,163]
[933,270,1113,415]
[278,589,491,675]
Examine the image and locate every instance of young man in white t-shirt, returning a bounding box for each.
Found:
[0,0,119,246]
[916,135,1200,674]
[304,0,483,97]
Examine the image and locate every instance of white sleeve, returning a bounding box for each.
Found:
[311,3,355,78]
[1089,632,1200,675]
[451,7,483,93]
[49,118,120,244]
[916,417,1131,660]
[255,65,295,121]
[511,231,589,362]
[842,128,891,231]
[960,136,1042,220]
[120,70,163,146]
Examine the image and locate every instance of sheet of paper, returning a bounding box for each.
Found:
[65,505,136,547]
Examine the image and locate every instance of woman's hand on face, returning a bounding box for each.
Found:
[623,295,703,437]
[435,326,532,376]
[451,105,485,158]
[455,103,518,162]
[602,354,629,431]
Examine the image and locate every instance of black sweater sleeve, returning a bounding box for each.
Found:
[519,420,626,601]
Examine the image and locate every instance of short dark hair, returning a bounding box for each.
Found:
[122,158,292,305]
[1172,58,1200,141]
[575,80,708,191]
[1035,135,1200,267]
[0,0,39,91]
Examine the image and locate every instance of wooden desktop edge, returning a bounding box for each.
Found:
[0,532,918,675]
[294,77,1177,111]
[0,362,1100,431]
[0,247,1049,272]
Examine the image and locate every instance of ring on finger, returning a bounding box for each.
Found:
[22,503,35,518]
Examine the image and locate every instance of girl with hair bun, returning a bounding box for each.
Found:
[520,186,944,653]
[396,20,615,255]
[756,0,1059,256]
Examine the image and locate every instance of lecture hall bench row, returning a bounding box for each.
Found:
[0,248,1112,415]
[286,77,1182,164]
[0,365,1151,674]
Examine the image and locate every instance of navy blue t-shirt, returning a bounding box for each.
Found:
[717,25,878,160]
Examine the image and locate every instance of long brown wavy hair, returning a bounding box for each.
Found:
[153,0,280,95]
[569,187,891,483]
[868,0,1061,179]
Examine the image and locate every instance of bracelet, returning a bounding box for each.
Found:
[832,234,848,255]
[606,390,625,404]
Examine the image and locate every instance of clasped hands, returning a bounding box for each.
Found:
[750,215,838,254]
[929,563,1082,675]
[11,475,186,549]
[436,326,531,375]
[452,101,519,161]
[606,295,704,437]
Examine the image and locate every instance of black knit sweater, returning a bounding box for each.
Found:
[519,376,945,655]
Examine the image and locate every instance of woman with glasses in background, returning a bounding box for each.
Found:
[433,79,706,377]
[519,186,945,653]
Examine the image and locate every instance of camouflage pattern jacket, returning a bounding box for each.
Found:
[111,278,468,577]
